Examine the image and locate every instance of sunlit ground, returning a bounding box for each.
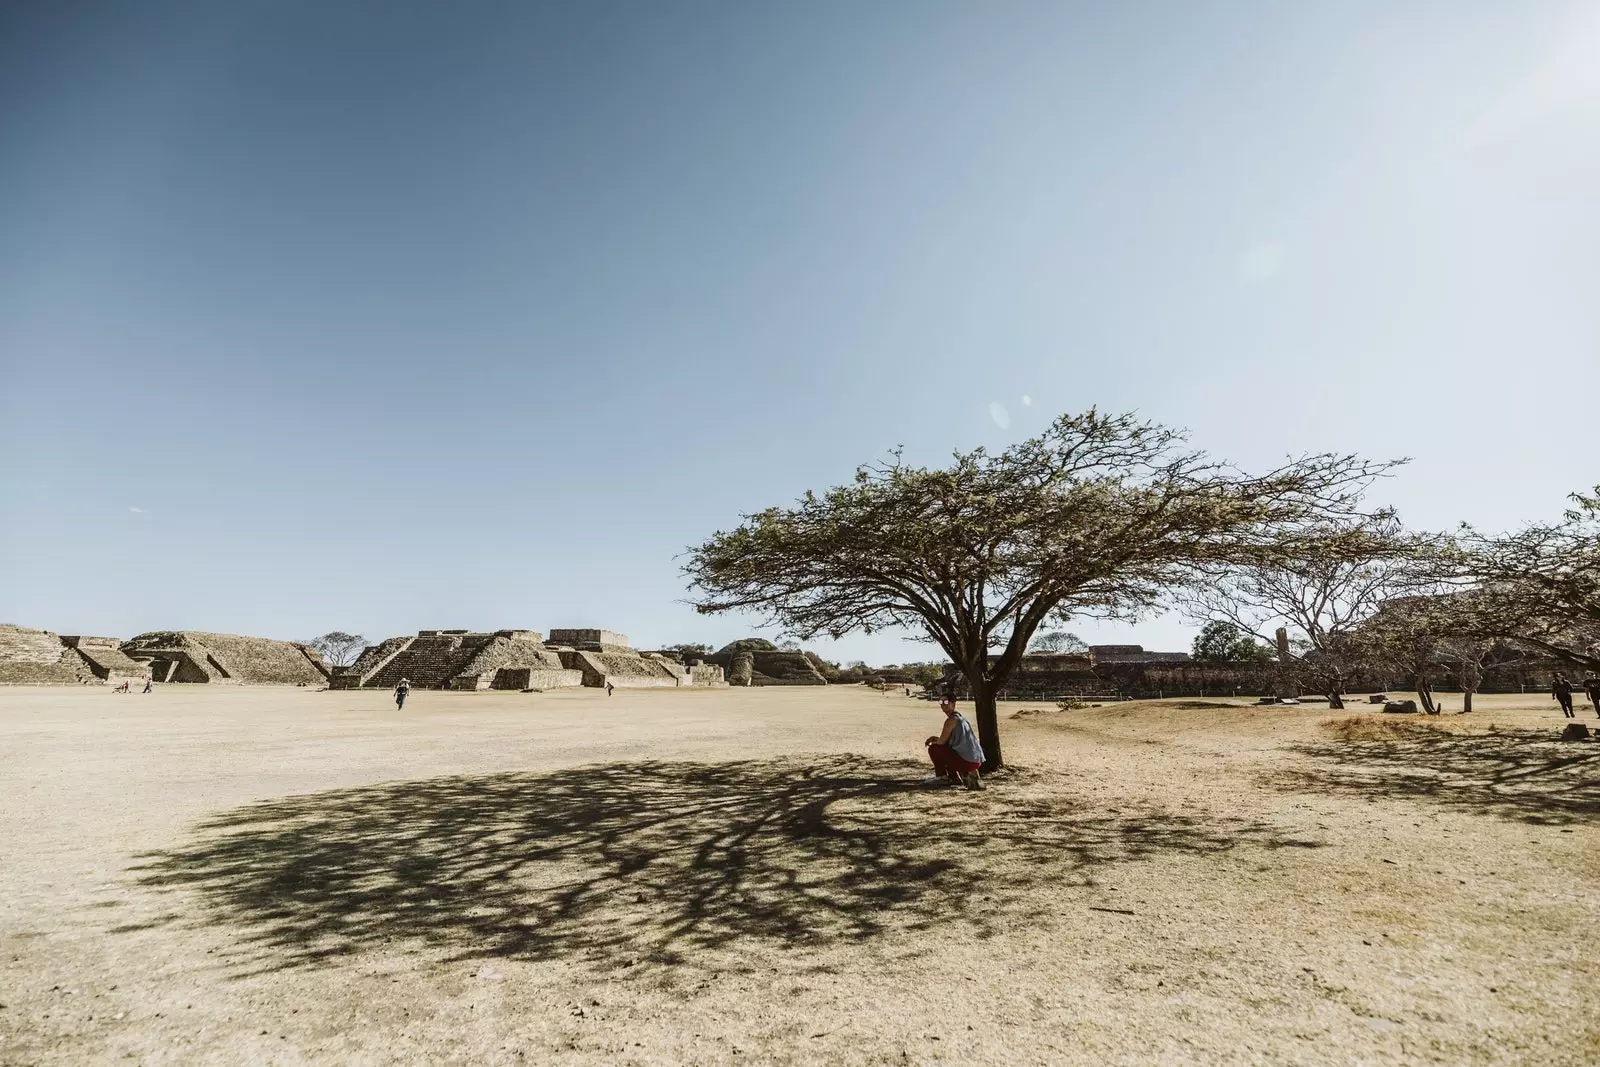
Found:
[1,685,1594,1065]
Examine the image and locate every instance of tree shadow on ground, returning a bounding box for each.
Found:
[1274,730,1600,825]
[128,756,1308,974]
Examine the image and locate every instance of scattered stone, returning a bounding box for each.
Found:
[1559,722,1591,742]
[1383,700,1418,714]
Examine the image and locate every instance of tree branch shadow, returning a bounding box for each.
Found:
[127,755,1306,974]
[1273,730,1600,825]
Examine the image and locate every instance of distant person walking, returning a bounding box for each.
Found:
[1553,675,1575,718]
[142,679,152,694]
[923,694,985,790]
[605,681,615,697]
[1586,678,1600,718]
[395,678,411,711]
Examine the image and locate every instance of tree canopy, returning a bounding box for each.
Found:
[1028,630,1089,655]
[686,410,1396,768]
[1180,515,1430,704]
[305,631,368,668]
[1189,621,1274,665]
[1449,488,1600,674]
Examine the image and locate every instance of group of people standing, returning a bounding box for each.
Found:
[1551,675,1600,718]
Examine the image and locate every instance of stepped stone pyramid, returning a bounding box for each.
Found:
[332,629,726,691]
[0,626,150,685]
[688,639,828,686]
[120,631,329,685]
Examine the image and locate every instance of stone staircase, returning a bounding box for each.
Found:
[368,635,485,690]
[0,626,97,684]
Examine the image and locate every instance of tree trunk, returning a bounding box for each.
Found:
[1328,688,1344,710]
[1462,688,1473,714]
[970,679,1004,773]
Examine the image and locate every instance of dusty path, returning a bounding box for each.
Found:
[1,685,1595,1065]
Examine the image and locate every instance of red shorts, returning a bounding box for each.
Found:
[928,743,981,775]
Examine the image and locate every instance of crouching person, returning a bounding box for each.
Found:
[925,694,985,790]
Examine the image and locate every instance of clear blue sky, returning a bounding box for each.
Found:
[3,1,1596,665]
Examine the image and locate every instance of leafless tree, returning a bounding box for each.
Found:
[1354,593,1496,713]
[1182,516,1430,708]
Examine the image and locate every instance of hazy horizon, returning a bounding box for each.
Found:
[4,2,1597,665]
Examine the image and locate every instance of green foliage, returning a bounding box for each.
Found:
[1190,621,1274,665]
[1353,593,1495,708]
[305,631,368,668]
[687,409,1396,767]
[1029,630,1088,654]
[1451,487,1600,674]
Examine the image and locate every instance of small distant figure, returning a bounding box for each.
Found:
[395,678,411,711]
[923,694,985,790]
[1553,675,1575,718]
[119,680,131,693]
[142,679,152,694]
[1583,677,1600,717]
[605,681,615,697]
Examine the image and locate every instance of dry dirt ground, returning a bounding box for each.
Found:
[1,684,1596,1066]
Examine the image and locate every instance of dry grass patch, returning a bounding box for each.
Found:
[1319,713,1512,743]
[1320,715,1452,742]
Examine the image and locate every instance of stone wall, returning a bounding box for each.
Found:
[547,629,631,652]
[554,649,684,688]
[473,667,586,691]
[688,662,728,687]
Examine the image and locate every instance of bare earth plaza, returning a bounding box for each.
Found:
[1,680,1596,1065]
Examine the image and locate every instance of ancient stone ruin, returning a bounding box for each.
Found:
[0,626,151,686]
[727,651,755,687]
[332,630,580,691]
[331,629,727,691]
[692,639,828,686]
[60,636,152,686]
[120,631,329,685]
[940,644,1202,699]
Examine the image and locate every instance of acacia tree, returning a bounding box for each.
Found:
[305,631,368,668]
[1028,630,1089,654]
[1451,488,1600,674]
[1190,621,1274,665]
[1181,517,1428,709]
[1355,593,1496,714]
[685,410,1393,769]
